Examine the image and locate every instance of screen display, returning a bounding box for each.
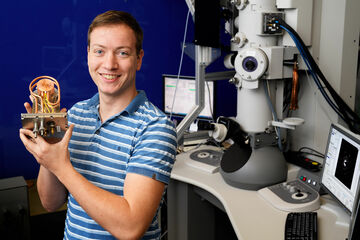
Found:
[321,124,360,213]
[163,75,214,119]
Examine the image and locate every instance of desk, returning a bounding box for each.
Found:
[167,145,350,240]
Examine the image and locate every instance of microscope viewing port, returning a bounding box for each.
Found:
[21,76,67,139]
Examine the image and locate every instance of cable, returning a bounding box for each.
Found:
[279,25,342,117]
[169,9,190,120]
[279,19,360,130]
[29,76,60,113]
[298,146,325,158]
[263,80,283,151]
[205,80,215,122]
[275,17,360,133]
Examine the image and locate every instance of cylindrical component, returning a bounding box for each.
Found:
[39,118,45,136]
[33,120,39,138]
[234,48,268,81]
[236,80,273,132]
[211,123,228,142]
[29,76,61,113]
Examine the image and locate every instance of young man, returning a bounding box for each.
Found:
[19,10,177,240]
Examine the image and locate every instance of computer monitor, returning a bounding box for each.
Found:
[163,74,215,120]
[321,124,360,214]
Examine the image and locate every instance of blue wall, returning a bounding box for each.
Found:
[0,0,236,179]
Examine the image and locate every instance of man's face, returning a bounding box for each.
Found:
[87,24,143,99]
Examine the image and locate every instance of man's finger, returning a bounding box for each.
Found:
[19,129,37,153]
[24,102,32,114]
[62,124,74,146]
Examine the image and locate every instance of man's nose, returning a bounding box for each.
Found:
[104,53,118,70]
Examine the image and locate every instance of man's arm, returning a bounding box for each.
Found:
[23,101,68,212]
[19,125,166,240]
[58,168,165,240]
[37,166,68,212]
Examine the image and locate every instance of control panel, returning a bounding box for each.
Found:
[258,179,320,212]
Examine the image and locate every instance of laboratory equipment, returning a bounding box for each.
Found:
[258,169,321,212]
[321,124,360,214]
[258,123,360,214]
[21,76,67,139]
[163,74,215,120]
[180,0,360,191]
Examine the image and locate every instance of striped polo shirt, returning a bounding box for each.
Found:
[63,90,177,240]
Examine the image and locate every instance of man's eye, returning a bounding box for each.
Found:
[118,51,129,57]
[94,49,104,55]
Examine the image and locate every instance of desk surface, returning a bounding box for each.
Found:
[171,145,350,240]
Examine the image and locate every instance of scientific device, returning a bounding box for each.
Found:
[181,0,313,190]
[163,74,215,120]
[180,0,360,191]
[258,169,321,212]
[321,124,360,214]
[21,76,67,138]
[258,123,360,214]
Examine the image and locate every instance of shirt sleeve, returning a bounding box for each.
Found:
[126,116,177,184]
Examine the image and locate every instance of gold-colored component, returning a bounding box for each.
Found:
[21,76,67,139]
[29,76,61,114]
[290,62,299,110]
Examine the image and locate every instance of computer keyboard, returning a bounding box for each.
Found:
[285,212,318,240]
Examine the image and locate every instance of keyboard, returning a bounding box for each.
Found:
[285,212,318,240]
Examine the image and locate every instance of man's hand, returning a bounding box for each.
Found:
[24,101,67,114]
[19,124,74,176]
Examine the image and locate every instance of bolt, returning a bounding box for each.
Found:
[229,77,239,85]
[231,36,240,44]
[230,0,241,6]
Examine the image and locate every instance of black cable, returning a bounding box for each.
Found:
[279,19,359,124]
[275,17,360,133]
[298,146,325,158]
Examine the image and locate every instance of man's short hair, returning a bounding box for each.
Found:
[88,10,143,55]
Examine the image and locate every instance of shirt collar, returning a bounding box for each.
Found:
[87,90,147,116]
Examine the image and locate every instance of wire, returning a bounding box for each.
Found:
[29,76,60,113]
[298,146,325,158]
[279,19,360,129]
[263,80,283,151]
[279,25,342,117]
[275,17,360,133]
[169,9,190,120]
[205,80,215,122]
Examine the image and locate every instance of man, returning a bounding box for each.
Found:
[19,10,177,240]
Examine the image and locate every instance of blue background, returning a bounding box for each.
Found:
[0,0,236,179]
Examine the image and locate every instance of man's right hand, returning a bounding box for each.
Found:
[24,102,67,114]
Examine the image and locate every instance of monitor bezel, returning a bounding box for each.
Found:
[162,74,216,121]
[320,123,360,215]
[348,176,360,239]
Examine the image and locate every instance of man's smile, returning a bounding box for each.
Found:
[100,73,121,81]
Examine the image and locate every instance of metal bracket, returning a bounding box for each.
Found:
[21,112,68,139]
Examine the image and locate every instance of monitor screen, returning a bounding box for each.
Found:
[321,124,360,214]
[163,75,215,120]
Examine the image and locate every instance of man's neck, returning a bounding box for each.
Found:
[98,89,138,122]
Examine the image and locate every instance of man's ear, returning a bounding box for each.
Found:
[136,49,144,71]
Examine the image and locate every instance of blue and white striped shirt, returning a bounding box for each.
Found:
[63,90,177,240]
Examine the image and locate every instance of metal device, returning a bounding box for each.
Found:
[21,76,67,139]
[181,0,313,190]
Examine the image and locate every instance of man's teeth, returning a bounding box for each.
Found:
[102,74,118,80]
